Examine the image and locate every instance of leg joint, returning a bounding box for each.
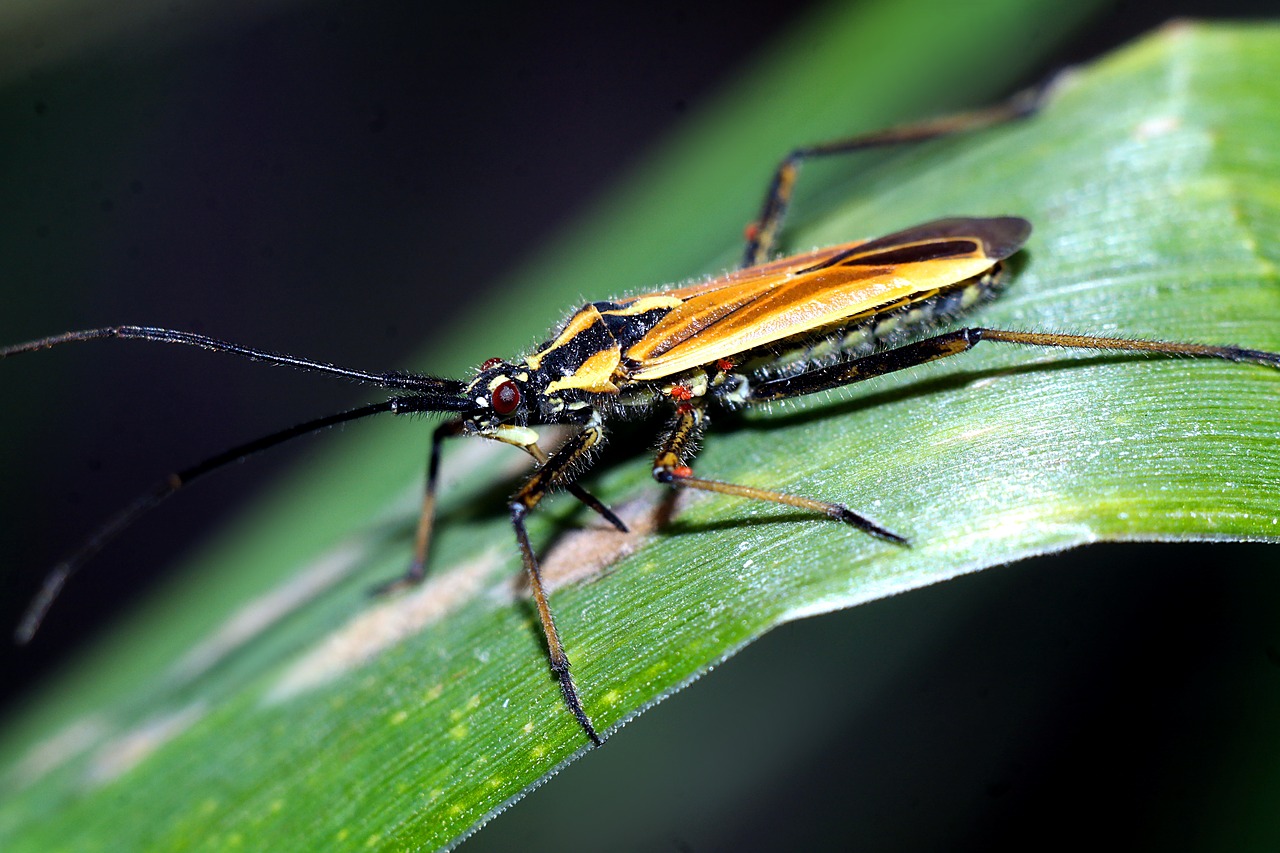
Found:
[652,461,692,484]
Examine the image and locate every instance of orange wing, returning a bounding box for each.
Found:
[623,217,1030,381]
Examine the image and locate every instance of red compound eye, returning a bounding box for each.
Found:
[491,380,521,415]
[481,357,504,370]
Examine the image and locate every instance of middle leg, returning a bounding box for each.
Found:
[651,403,906,543]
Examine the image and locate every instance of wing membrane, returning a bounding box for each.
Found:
[625,217,1028,381]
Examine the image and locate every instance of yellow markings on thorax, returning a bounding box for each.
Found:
[524,306,602,371]
[524,303,630,395]
[602,295,682,316]
[544,345,623,395]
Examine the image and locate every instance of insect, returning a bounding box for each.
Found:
[8,87,1280,747]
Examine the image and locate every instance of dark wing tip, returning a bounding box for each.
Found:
[974,216,1033,260]
[852,216,1032,261]
[893,216,1032,260]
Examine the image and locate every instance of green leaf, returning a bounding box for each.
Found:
[7,12,1280,853]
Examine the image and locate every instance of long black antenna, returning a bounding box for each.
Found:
[14,394,461,644]
[0,326,466,395]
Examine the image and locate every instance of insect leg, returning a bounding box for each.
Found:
[378,423,628,594]
[651,403,906,543]
[373,419,467,594]
[508,424,608,746]
[749,328,1280,402]
[526,443,629,535]
[743,86,1045,267]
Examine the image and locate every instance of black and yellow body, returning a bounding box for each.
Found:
[7,85,1280,747]
[479,215,1024,429]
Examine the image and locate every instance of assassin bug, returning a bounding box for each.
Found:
[8,87,1280,747]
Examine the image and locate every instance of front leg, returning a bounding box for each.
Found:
[651,403,906,543]
[509,423,607,746]
[379,420,627,595]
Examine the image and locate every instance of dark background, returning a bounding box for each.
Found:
[0,0,831,702]
[2,1,1278,849]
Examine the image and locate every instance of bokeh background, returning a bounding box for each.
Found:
[2,1,1279,849]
